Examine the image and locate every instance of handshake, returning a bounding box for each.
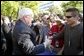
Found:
[43,35,53,48]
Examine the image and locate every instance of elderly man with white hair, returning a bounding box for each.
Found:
[12,8,52,55]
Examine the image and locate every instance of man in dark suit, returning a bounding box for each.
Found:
[12,8,52,55]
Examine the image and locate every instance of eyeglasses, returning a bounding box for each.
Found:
[65,16,73,19]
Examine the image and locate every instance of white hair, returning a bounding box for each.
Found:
[43,15,49,19]
[18,8,34,19]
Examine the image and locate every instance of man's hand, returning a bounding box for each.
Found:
[78,51,83,55]
[2,43,7,52]
[43,36,52,48]
[57,45,64,55]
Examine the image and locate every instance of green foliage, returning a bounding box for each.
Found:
[48,6,63,15]
[1,1,19,20]
[1,1,83,20]
[1,1,39,20]
[61,1,83,12]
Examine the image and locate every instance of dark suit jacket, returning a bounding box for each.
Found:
[13,19,45,55]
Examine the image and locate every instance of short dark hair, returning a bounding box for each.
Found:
[65,8,80,16]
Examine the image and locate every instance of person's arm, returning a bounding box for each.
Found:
[39,36,42,44]
[17,29,45,55]
[2,23,10,34]
[35,35,39,43]
[1,28,6,44]
[78,51,83,55]
[1,28,7,52]
[56,45,64,55]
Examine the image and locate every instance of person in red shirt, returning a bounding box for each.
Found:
[49,20,64,48]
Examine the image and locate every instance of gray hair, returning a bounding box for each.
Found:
[18,8,34,19]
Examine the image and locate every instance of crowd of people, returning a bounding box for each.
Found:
[1,7,83,55]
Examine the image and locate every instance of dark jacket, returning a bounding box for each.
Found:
[1,26,6,47]
[1,23,13,55]
[12,19,45,55]
[55,23,83,55]
[0,26,6,55]
[63,23,83,55]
